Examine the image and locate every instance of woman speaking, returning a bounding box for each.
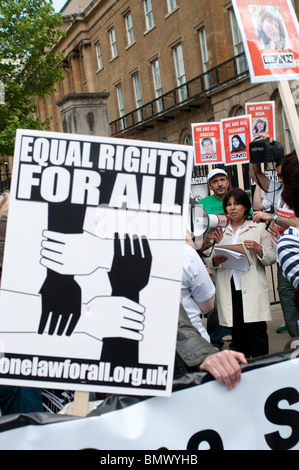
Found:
[207,188,276,358]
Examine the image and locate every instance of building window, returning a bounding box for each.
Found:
[144,0,154,31]
[95,42,103,69]
[109,27,118,59]
[230,9,247,74]
[152,59,164,113]
[132,72,143,122]
[199,28,211,90]
[116,83,125,129]
[173,44,188,102]
[125,12,135,46]
[184,134,192,146]
[167,0,177,13]
[233,105,245,116]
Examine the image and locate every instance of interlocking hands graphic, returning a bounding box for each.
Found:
[39,222,152,365]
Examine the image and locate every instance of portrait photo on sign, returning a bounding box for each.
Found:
[249,5,291,50]
[230,134,246,153]
[253,117,268,134]
[200,137,216,155]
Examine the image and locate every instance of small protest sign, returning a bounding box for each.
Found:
[221,115,253,166]
[246,101,276,140]
[191,122,224,166]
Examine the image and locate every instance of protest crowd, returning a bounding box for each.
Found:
[0,128,298,420]
[0,0,299,454]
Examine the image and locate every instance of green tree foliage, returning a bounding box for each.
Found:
[0,0,65,156]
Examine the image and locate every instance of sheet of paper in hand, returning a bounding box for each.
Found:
[214,246,250,271]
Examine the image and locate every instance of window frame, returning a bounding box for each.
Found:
[167,0,177,13]
[199,28,211,90]
[173,43,188,102]
[95,41,103,70]
[230,9,247,74]
[132,71,143,122]
[152,59,164,113]
[109,27,118,59]
[116,82,125,129]
[125,11,135,46]
[144,0,154,31]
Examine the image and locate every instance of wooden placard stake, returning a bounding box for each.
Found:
[277,80,299,161]
[73,391,90,417]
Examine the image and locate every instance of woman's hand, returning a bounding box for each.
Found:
[201,227,223,250]
[212,255,227,267]
[243,240,263,258]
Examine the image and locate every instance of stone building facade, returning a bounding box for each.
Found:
[38,0,299,193]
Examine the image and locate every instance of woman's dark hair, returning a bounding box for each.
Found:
[223,188,252,218]
[231,135,246,152]
[281,150,299,217]
[253,118,267,133]
[257,7,286,49]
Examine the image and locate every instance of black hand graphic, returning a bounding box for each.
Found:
[101,234,152,365]
[108,234,152,302]
[38,271,81,336]
[38,202,86,336]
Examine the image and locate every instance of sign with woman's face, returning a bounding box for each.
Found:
[246,101,276,140]
[232,0,299,83]
[221,115,253,165]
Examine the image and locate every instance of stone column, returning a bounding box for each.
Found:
[68,50,82,93]
[81,42,97,93]
[56,92,110,137]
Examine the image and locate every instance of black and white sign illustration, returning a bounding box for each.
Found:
[0,130,193,397]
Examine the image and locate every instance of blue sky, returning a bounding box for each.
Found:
[51,0,66,12]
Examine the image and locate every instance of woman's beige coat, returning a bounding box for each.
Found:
[207,221,276,327]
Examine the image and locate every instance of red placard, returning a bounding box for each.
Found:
[232,0,299,83]
[221,115,253,166]
[191,122,224,166]
[246,101,276,139]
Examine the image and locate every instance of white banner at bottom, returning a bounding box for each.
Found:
[0,354,298,450]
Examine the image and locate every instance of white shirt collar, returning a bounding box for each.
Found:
[227,220,247,243]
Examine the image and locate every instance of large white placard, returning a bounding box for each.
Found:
[0,129,193,397]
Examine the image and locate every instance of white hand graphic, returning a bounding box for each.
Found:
[40,230,114,275]
[78,296,145,341]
